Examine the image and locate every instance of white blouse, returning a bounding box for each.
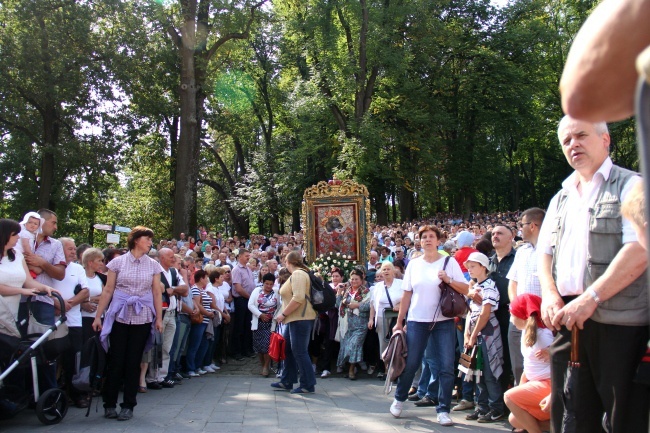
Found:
[0,252,27,319]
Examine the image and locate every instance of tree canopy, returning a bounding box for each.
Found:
[0,0,638,241]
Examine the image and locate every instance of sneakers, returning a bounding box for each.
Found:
[197,368,207,375]
[437,412,454,426]
[270,382,292,391]
[477,409,506,423]
[390,399,403,418]
[203,366,216,373]
[377,372,385,379]
[174,373,185,381]
[367,366,376,375]
[160,379,175,388]
[466,409,486,421]
[321,370,331,378]
[336,366,343,373]
[188,371,200,377]
[359,361,368,371]
[452,399,475,411]
[179,372,191,379]
[209,363,221,370]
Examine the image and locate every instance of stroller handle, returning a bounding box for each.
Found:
[30,291,67,323]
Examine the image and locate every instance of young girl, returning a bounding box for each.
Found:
[463,252,505,423]
[504,293,553,433]
[14,211,43,256]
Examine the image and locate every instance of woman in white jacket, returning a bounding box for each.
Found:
[248,273,281,376]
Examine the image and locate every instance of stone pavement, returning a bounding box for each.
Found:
[1,356,514,433]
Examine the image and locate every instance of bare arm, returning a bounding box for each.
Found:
[538,252,564,329]
[19,259,56,295]
[468,304,492,346]
[560,0,650,121]
[508,279,518,303]
[552,242,647,330]
[92,270,116,331]
[233,283,249,299]
[23,252,65,281]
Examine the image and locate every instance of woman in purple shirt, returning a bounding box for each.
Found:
[93,226,163,421]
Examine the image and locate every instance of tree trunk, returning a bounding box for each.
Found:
[37,106,58,210]
[292,207,301,234]
[399,185,415,222]
[374,191,388,226]
[270,215,280,235]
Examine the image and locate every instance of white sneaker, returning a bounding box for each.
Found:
[197,368,207,375]
[437,412,454,426]
[209,363,221,370]
[336,366,343,373]
[312,363,317,372]
[188,371,199,377]
[359,361,368,371]
[203,366,216,373]
[321,370,331,378]
[390,400,403,418]
[367,366,375,375]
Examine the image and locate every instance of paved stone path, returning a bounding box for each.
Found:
[1,356,514,433]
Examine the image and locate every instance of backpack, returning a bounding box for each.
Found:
[304,271,336,313]
[72,335,106,416]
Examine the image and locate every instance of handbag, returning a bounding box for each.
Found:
[382,283,399,341]
[439,257,468,318]
[190,311,204,324]
[268,331,286,361]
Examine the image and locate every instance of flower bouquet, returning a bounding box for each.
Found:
[309,251,357,283]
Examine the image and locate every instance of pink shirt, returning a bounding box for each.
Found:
[107,251,163,325]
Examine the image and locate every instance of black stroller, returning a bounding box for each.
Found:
[0,292,70,425]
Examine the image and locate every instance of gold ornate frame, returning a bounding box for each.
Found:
[301,180,371,265]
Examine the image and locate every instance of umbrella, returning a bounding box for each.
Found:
[561,327,579,433]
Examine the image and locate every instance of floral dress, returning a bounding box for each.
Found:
[336,286,371,366]
[252,289,279,353]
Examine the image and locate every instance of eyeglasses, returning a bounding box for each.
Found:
[225,271,231,274]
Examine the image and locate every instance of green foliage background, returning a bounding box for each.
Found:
[0,0,639,244]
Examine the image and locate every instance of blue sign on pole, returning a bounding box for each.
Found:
[115,226,132,233]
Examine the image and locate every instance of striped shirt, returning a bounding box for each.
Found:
[191,286,212,324]
[107,251,163,325]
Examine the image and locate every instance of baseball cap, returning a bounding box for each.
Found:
[453,230,475,248]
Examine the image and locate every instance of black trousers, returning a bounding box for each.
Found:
[102,322,150,410]
[60,326,84,400]
[231,297,253,356]
[549,319,649,433]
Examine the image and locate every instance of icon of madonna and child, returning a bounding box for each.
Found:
[315,205,359,261]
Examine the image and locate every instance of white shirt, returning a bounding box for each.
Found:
[52,262,88,327]
[218,282,233,312]
[81,273,103,318]
[161,267,185,311]
[506,243,542,298]
[402,255,465,323]
[537,157,639,296]
[0,252,27,320]
[371,279,404,323]
[521,328,554,381]
[206,282,225,311]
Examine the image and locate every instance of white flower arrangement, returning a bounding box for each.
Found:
[309,251,357,283]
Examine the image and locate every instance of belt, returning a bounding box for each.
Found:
[162,309,176,317]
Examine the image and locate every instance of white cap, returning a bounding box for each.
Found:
[464,252,489,269]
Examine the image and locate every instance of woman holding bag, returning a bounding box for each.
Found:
[272,251,317,394]
[248,272,280,377]
[387,225,468,427]
[368,262,403,377]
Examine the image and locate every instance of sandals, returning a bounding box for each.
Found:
[138,386,147,393]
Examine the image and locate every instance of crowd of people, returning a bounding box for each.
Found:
[0,116,648,431]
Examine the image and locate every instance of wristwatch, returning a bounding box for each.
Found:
[586,287,602,305]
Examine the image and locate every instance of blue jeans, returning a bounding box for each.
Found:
[395,319,456,413]
[203,326,221,367]
[186,322,207,372]
[168,315,191,376]
[417,357,439,400]
[457,323,475,401]
[280,320,316,390]
[476,337,504,413]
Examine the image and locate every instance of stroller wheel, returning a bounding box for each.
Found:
[35,388,68,425]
